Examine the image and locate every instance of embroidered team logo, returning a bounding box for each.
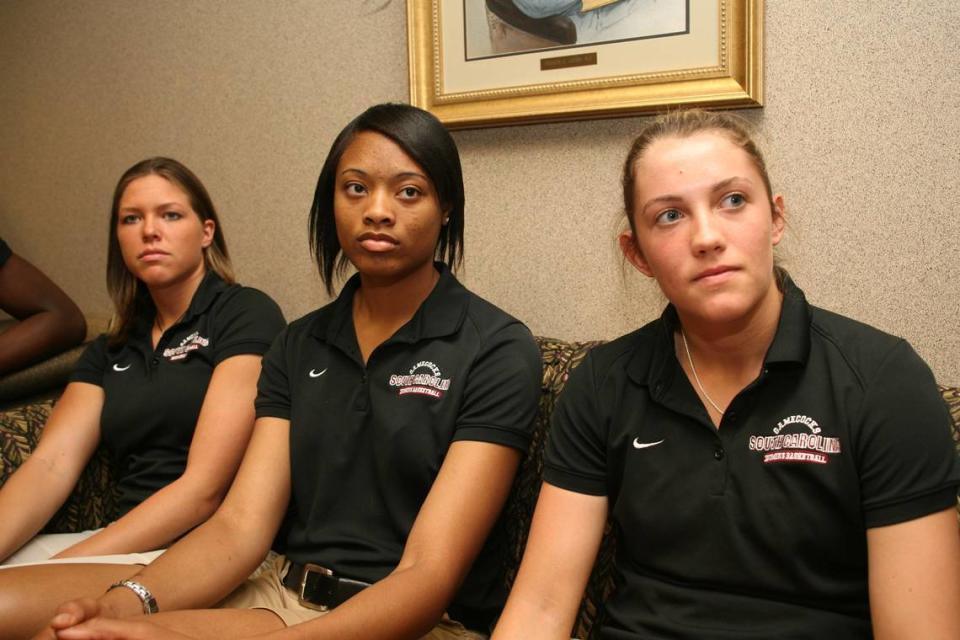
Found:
[162,331,210,361]
[748,414,841,465]
[389,360,451,399]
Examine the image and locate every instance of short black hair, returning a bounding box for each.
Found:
[308,103,465,295]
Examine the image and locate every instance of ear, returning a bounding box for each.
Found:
[201,219,215,249]
[770,194,786,246]
[618,230,654,278]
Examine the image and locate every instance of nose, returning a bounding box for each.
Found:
[141,213,160,240]
[363,189,395,226]
[690,210,725,255]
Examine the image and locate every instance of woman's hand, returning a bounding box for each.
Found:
[31,597,104,639]
[34,599,195,640]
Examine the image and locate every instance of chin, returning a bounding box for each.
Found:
[681,292,757,324]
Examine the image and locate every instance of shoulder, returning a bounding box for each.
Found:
[212,283,283,317]
[265,305,331,354]
[459,289,538,353]
[461,289,527,335]
[283,306,328,338]
[70,333,111,383]
[808,305,917,388]
[573,318,662,386]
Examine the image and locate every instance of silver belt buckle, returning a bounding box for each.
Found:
[299,562,334,611]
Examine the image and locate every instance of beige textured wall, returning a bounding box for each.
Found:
[1,1,958,382]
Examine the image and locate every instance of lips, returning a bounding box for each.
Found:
[138,249,170,262]
[357,232,399,253]
[693,265,737,282]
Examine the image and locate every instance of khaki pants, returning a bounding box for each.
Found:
[0,530,165,567]
[219,552,486,638]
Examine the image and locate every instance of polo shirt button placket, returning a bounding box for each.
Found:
[354,371,370,412]
[710,439,729,495]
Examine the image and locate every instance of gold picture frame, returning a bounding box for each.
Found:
[407,0,763,129]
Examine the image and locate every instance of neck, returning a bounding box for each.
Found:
[674,283,783,423]
[353,262,440,326]
[148,267,206,331]
[677,284,783,373]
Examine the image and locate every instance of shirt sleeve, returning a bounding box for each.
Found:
[543,352,609,496]
[68,334,108,387]
[856,339,960,528]
[0,238,11,267]
[451,322,542,452]
[211,287,286,365]
[254,328,291,420]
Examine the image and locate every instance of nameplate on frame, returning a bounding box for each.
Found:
[541,52,598,71]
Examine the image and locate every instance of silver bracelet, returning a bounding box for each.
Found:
[106,579,158,615]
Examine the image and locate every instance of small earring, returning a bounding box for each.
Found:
[442,218,449,226]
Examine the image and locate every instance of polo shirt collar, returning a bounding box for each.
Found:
[627,276,811,388]
[126,270,228,345]
[763,276,810,366]
[310,263,470,347]
[179,271,229,324]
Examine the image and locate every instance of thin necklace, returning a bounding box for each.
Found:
[681,330,725,416]
[154,311,184,334]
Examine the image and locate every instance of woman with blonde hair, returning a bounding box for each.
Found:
[0,157,285,638]
[493,110,960,639]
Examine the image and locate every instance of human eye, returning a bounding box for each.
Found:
[162,210,184,221]
[654,208,683,225]
[344,182,366,196]
[721,193,746,208]
[119,213,140,225]
[398,185,422,200]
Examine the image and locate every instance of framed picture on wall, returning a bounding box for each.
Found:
[407,0,763,129]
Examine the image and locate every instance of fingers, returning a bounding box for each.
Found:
[29,625,59,640]
[49,598,103,630]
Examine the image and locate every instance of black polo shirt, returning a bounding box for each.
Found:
[0,238,11,266]
[255,264,541,631]
[71,272,285,518]
[545,279,960,639]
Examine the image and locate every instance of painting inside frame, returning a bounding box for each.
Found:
[464,0,690,60]
[407,0,763,128]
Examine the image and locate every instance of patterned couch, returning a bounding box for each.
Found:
[1,337,958,639]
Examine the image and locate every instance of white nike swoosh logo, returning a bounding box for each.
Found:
[308,368,327,378]
[112,363,132,372]
[632,438,664,449]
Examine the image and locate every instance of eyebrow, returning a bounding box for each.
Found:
[641,176,754,210]
[339,168,428,181]
[118,202,185,213]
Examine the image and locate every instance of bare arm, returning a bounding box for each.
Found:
[868,507,960,640]
[88,415,293,618]
[493,482,608,640]
[55,354,266,558]
[256,440,522,640]
[0,253,86,375]
[0,382,103,561]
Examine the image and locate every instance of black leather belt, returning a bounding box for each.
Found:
[282,562,371,611]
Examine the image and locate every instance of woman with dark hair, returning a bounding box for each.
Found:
[40,104,541,640]
[493,110,960,639]
[0,157,285,637]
